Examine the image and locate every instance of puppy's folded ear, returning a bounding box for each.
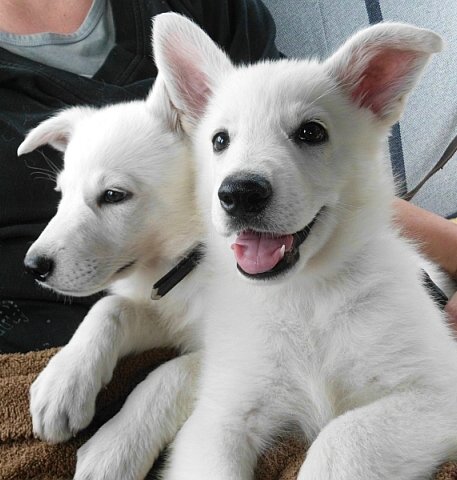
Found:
[324,22,443,125]
[152,13,233,129]
[17,107,90,155]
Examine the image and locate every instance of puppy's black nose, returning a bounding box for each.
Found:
[218,174,272,218]
[24,255,54,281]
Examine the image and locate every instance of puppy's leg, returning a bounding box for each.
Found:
[74,352,200,480]
[163,403,261,480]
[298,390,456,480]
[30,295,173,443]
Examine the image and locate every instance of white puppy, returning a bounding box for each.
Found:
[153,13,457,480]
[18,78,205,479]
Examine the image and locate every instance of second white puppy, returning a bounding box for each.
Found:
[18,77,204,479]
[154,13,457,480]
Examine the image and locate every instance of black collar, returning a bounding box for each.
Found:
[150,250,449,310]
[151,243,205,300]
[422,270,448,310]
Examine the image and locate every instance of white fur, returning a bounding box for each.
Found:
[20,16,457,480]
[153,14,457,480]
[19,77,205,478]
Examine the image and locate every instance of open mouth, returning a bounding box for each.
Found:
[231,208,323,280]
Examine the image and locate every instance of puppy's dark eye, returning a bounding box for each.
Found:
[212,131,230,153]
[293,122,328,145]
[101,189,129,204]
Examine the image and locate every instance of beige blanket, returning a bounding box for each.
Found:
[1,349,456,479]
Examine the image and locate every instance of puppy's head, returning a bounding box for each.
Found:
[154,14,442,281]
[18,77,198,296]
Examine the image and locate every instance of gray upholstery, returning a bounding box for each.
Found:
[263,0,457,217]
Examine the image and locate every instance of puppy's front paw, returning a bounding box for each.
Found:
[30,346,105,443]
[297,433,349,480]
[75,420,152,480]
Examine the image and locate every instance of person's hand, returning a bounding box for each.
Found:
[445,291,457,330]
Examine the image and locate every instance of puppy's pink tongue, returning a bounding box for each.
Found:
[232,231,294,275]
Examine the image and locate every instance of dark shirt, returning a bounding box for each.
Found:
[0,0,280,353]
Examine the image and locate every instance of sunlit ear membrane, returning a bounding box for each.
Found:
[17,107,90,156]
[324,22,443,124]
[152,12,233,128]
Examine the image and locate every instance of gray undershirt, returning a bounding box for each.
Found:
[0,0,115,77]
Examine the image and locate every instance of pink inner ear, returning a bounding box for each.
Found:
[351,49,419,115]
[166,43,211,118]
[52,132,70,147]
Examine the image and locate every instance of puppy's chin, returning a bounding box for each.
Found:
[36,262,137,298]
[36,279,106,298]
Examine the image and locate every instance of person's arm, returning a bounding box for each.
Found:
[445,294,457,328]
[393,198,457,279]
[393,198,457,327]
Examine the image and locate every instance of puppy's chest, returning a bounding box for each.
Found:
[247,293,378,437]
[249,299,342,425]
[258,293,333,362]
[211,284,388,437]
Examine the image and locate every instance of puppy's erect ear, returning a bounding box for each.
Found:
[152,13,233,127]
[145,74,180,132]
[17,107,90,156]
[324,22,443,125]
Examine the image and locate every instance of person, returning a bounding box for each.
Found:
[0,0,455,357]
[0,0,280,353]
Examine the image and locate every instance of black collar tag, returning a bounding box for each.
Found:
[151,243,205,300]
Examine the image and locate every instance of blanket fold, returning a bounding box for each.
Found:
[0,349,456,480]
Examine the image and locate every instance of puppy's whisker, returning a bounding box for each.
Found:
[27,166,56,175]
[27,167,58,181]
[30,173,56,183]
[39,151,61,175]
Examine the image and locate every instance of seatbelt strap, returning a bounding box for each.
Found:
[403,132,457,201]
